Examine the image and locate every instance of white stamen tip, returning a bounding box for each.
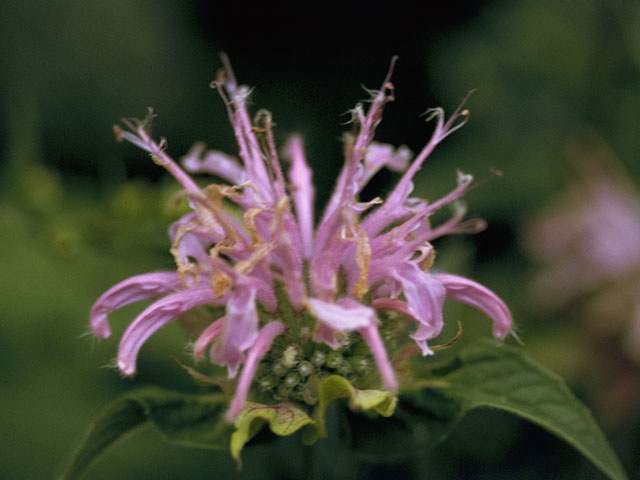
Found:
[118,359,135,376]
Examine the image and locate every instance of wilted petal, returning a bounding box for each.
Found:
[125,119,202,193]
[170,219,216,268]
[117,287,221,376]
[90,272,182,339]
[433,273,512,338]
[226,321,285,422]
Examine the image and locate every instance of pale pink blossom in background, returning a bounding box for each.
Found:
[524,137,640,362]
[91,56,512,419]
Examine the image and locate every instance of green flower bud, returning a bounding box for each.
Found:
[301,384,318,405]
[284,372,301,388]
[272,360,288,377]
[311,351,326,367]
[338,334,351,348]
[297,360,313,377]
[276,383,292,398]
[338,359,353,376]
[291,388,305,402]
[257,375,277,391]
[350,356,371,372]
[283,345,299,368]
[326,352,343,369]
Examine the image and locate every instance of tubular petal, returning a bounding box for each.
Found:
[193,316,227,359]
[433,273,512,338]
[390,263,446,337]
[117,287,221,376]
[359,323,398,390]
[222,278,260,377]
[90,272,183,339]
[285,135,315,260]
[182,143,245,185]
[307,298,375,331]
[226,321,285,422]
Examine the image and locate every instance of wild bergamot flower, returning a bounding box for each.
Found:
[90,56,512,422]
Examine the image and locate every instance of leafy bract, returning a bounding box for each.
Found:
[230,402,314,466]
[305,374,397,444]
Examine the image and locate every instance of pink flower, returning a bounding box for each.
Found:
[93,56,512,420]
[525,137,640,361]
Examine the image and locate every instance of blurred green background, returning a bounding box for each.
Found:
[1,0,639,478]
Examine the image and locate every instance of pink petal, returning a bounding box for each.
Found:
[433,273,512,338]
[363,97,473,238]
[117,286,221,376]
[307,298,374,331]
[371,296,438,356]
[359,323,398,390]
[373,262,446,339]
[319,59,397,225]
[222,278,260,377]
[193,316,227,360]
[309,297,398,390]
[226,321,285,422]
[358,142,411,192]
[131,124,202,193]
[214,57,274,204]
[90,272,182,339]
[312,323,341,350]
[285,135,315,260]
[395,264,446,339]
[309,250,339,301]
[181,142,245,185]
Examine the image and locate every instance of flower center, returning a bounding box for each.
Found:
[251,288,406,406]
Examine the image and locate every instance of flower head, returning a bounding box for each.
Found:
[92,56,512,421]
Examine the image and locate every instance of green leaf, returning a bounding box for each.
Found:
[62,388,232,479]
[344,387,463,459]
[230,402,315,466]
[432,339,627,480]
[61,396,147,479]
[305,375,398,444]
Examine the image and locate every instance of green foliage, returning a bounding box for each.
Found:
[63,340,626,479]
[439,339,628,480]
[61,388,233,479]
[63,340,627,479]
[62,376,397,478]
[349,339,627,480]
